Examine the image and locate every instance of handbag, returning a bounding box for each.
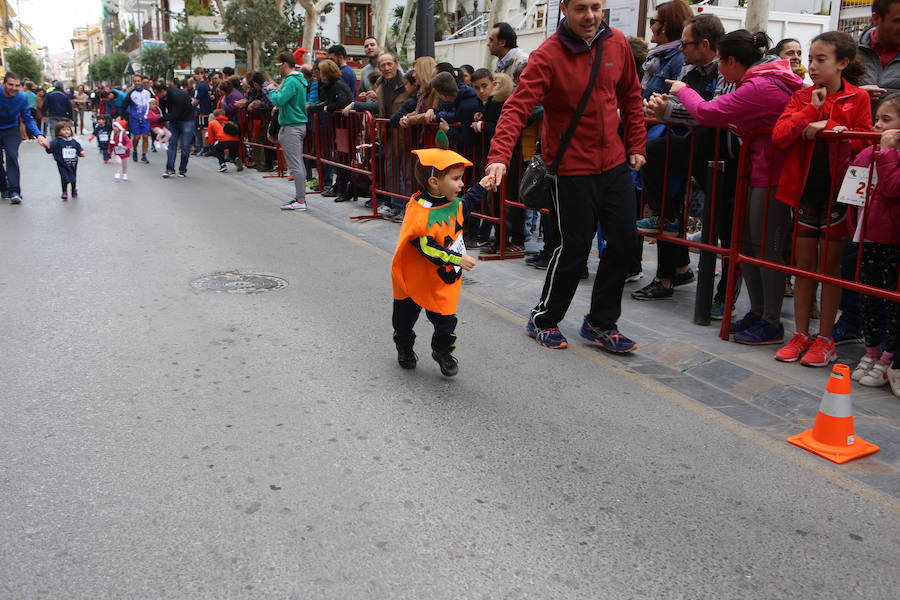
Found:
[519,41,604,210]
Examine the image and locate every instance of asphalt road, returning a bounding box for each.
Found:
[1,139,898,599]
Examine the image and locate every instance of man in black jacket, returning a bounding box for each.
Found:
[154,79,196,177]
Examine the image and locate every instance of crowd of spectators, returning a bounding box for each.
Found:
[46,0,899,397]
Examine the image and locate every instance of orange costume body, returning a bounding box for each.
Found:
[391,191,467,316]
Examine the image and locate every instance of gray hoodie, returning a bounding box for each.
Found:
[858,27,900,96]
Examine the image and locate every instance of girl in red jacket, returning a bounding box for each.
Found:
[772,31,873,367]
[846,93,900,393]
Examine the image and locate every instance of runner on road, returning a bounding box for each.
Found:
[0,72,49,204]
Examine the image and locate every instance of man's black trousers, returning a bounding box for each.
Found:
[532,163,636,331]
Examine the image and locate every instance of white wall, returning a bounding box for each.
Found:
[689,6,832,55]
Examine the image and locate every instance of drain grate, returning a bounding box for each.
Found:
[191,271,288,294]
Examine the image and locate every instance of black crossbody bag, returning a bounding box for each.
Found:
[519,41,604,210]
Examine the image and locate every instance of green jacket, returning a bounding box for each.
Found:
[269,71,309,126]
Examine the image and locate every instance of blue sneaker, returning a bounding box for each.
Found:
[831,320,864,345]
[579,320,638,353]
[535,327,568,349]
[730,311,762,334]
[525,318,537,338]
[710,301,736,320]
[636,216,661,234]
[733,320,785,345]
[662,219,681,237]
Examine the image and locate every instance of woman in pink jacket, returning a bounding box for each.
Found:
[668,30,803,346]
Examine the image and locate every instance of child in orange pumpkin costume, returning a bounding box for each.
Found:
[391,131,493,376]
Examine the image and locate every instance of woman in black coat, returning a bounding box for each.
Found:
[307,59,355,202]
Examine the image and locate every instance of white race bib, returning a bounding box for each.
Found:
[115,144,127,155]
[837,165,877,207]
[449,233,466,273]
[98,132,109,142]
[62,147,77,160]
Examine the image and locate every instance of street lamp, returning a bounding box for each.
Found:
[415,0,435,58]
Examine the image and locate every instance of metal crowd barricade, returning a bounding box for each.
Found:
[493,119,545,261]
[311,111,379,220]
[634,120,740,325]
[719,127,900,340]
[237,108,287,178]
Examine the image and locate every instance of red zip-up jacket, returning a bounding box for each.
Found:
[487,19,645,176]
[773,80,872,207]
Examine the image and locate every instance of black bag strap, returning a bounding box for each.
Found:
[549,39,605,175]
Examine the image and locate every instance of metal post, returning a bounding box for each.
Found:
[415,0,435,58]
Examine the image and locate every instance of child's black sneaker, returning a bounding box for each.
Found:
[396,345,417,369]
[432,350,458,376]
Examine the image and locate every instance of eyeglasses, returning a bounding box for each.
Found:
[649,18,664,27]
[681,41,700,48]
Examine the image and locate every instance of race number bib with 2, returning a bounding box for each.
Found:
[837,165,877,207]
[62,147,77,160]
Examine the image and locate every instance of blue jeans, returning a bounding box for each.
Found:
[0,127,22,197]
[166,121,195,174]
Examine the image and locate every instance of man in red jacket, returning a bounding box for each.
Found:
[485,0,646,352]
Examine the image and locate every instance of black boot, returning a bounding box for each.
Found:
[335,182,355,203]
[396,343,417,369]
[431,350,458,376]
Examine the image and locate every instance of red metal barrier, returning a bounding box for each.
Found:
[720,127,900,341]
[238,110,287,178]
[310,111,379,219]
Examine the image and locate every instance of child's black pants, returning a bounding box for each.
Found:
[392,298,457,352]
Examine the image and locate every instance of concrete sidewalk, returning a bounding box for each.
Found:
[203,159,899,497]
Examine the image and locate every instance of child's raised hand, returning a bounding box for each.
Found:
[479,173,495,188]
[438,119,450,132]
[881,128,900,149]
[460,254,476,271]
[802,120,827,140]
[811,87,827,109]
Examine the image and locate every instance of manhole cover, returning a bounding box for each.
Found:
[191,272,288,294]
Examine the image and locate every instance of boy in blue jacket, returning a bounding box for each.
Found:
[89,114,113,163]
[46,120,85,200]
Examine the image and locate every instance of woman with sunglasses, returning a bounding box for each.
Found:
[642,1,694,100]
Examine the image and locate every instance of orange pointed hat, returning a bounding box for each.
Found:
[411,130,473,170]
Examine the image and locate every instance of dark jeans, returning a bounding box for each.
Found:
[392,298,458,353]
[166,120,194,174]
[532,163,636,330]
[0,127,22,197]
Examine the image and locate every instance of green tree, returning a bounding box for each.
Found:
[107,52,131,85]
[88,56,108,84]
[4,47,43,84]
[165,21,209,68]
[139,44,173,81]
[223,0,287,71]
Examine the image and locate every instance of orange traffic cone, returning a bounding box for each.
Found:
[788,364,879,463]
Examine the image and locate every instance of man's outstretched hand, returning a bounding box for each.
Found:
[484,163,506,191]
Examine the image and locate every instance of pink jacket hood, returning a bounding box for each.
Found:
[739,58,800,87]
[675,58,802,187]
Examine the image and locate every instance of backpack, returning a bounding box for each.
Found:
[223,120,239,137]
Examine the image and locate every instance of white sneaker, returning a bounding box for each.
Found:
[122,173,128,181]
[114,172,120,180]
[625,271,643,283]
[852,355,876,381]
[888,367,900,398]
[859,362,890,387]
[377,205,393,216]
[280,200,307,211]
